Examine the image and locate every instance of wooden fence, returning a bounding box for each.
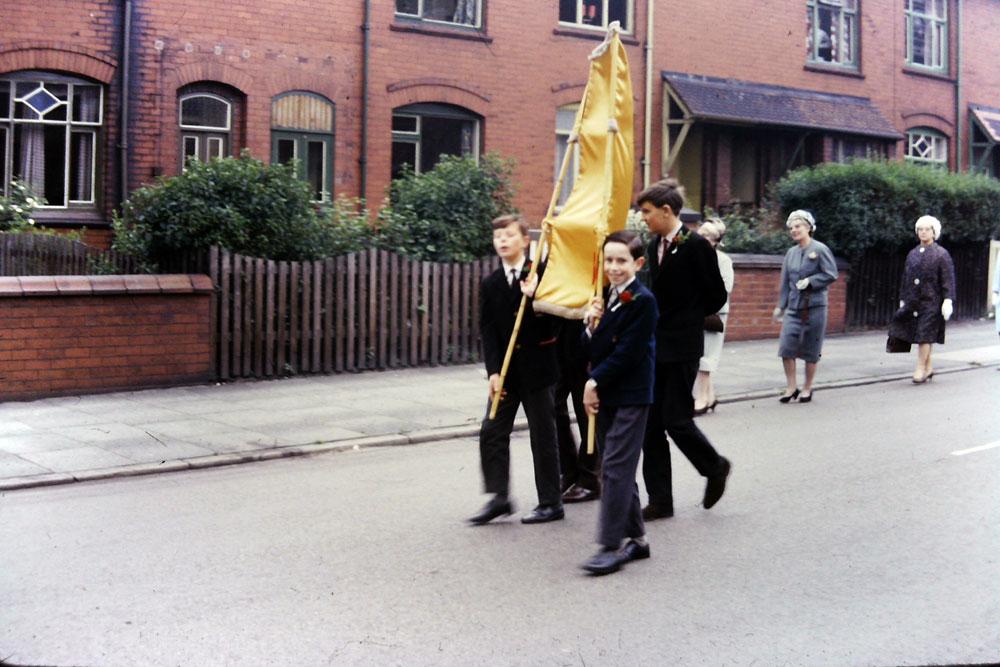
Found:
[0,232,138,275]
[846,243,992,328]
[207,246,496,379]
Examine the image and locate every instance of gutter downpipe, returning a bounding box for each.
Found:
[954,0,963,172]
[643,0,654,187]
[119,0,132,205]
[360,0,371,202]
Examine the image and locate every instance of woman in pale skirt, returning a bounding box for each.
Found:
[694,219,733,414]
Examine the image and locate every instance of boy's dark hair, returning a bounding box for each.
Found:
[491,214,529,237]
[636,178,685,215]
[604,230,645,260]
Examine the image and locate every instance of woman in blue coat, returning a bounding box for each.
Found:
[772,210,839,403]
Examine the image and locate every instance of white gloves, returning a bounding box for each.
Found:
[772,306,783,322]
[899,300,905,309]
[941,298,953,321]
[795,277,810,290]
[992,292,999,306]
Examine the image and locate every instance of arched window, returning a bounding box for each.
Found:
[178,85,240,167]
[905,127,948,166]
[0,70,103,208]
[271,92,335,203]
[391,103,480,178]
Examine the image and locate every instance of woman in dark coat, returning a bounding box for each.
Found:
[888,215,955,384]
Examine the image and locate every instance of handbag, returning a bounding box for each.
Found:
[886,336,911,354]
[704,313,725,333]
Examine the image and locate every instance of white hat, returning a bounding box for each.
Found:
[915,215,941,240]
[786,210,816,231]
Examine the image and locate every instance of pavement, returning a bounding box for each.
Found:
[1,319,997,491]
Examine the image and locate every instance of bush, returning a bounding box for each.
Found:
[0,179,43,232]
[710,206,789,255]
[375,153,517,261]
[772,159,1000,259]
[113,152,358,265]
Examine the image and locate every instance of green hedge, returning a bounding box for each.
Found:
[771,159,1000,259]
[113,152,371,266]
[375,153,517,262]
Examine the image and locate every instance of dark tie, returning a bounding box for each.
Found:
[509,268,518,287]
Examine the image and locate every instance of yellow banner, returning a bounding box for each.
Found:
[532,24,635,319]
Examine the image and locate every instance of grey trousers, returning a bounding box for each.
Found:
[596,405,648,548]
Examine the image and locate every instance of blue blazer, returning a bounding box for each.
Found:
[582,280,658,407]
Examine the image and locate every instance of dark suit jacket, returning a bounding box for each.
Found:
[646,230,727,363]
[480,260,558,391]
[583,280,658,407]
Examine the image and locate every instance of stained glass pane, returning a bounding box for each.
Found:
[24,88,60,115]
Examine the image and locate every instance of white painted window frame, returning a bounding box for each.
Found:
[905,127,948,166]
[395,0,482,29]
[178,93,232,131]
[806,0,859,69]
[559,0,634,34]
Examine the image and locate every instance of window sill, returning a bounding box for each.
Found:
[31,209,109,227]
[390,21,492,44]
[902,66,954,83]
[552,27,640,45]
[804,63,863,79]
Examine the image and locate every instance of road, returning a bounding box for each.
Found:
[2,368,999,666]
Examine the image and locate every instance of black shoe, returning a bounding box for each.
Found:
[703,457,731,509]
[581,547,626,575]
[620,539,651,562]
[562,484,600,503]
[468,496,514,525]
[641,503,674,521]
[779,389,800,403]
[798,391,813,403]
[521,504,565,524]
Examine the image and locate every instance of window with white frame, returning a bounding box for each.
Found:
[559,0,632,32]
[179,92,232,167]
[905,0,947,71]
[391,103,480,178]
[555,105,580,207]
[395,0,481,28]
[0,72,103,207]
[271,92,335,203]
[905,127,947,166]
[806,0,858,68]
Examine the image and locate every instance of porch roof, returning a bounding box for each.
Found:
[662,71,902,140]
[970,103,1000,143]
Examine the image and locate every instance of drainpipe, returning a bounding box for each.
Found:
[119,0,132,205]
[954,0,963,171]
[642,0,654,187]
[359,0,371,202]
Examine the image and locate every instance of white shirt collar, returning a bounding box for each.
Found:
[611,276,637,294]
[502,257,526,282]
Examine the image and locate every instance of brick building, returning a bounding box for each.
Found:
[2,0,1000,244]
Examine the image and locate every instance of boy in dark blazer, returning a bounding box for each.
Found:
[579,231,658,575]
[637,179,732,520]
[470,215,563,526]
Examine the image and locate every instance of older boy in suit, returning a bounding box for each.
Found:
[637,179,732,520]
[470,215,563,526]
[579,231,658,575]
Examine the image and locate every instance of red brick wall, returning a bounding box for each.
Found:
[727,255,848,342]
[0,275,212,402]
[3,0,999,230]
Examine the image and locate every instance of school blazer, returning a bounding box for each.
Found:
[645,231,727,363]
[583,280,658,407]
[479,261,558,391]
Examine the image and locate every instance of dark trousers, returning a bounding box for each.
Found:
[596,405,648,548]
[642,359,726,508]
[555,333,597,491]
[479,380,561,507]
